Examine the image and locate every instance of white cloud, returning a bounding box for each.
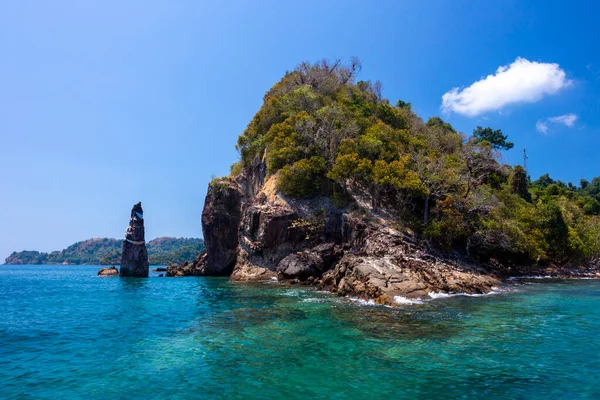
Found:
[536,113,578,134]
[548,113,577,127]
[442,57,572,117]
[536,121,548,134]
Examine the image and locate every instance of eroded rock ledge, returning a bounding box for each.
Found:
[165,162,518,306]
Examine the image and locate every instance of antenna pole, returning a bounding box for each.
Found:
[523,148,528,171]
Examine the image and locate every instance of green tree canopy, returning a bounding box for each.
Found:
[472,126,514,151]
[510,165,531,202]
[228,58,600,267]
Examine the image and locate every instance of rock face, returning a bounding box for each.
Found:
[277,243,343,281]
[120,202,149,278]
[166,180,243,277]
[97,266,119,276]
[201,180,243,276]
[171,161,504,305]
[315,216,500,305]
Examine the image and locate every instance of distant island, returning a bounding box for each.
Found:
[4,237,205,266]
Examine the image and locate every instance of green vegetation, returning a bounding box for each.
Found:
[4,237,205,266]
[472,126,514,150]
[233,58,600,266]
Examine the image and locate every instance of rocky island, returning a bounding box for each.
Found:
[168,59,600,305]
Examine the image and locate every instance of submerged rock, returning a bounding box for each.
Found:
[97,266,119,276]
[120,202,149,278]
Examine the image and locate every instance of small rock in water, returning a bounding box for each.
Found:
[98,266,119,276]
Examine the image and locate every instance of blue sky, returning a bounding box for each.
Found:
[1,0,599,261]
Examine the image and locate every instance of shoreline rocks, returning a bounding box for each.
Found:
[166,254,207,277]
[169,165,599,305]
[98,266,119,276]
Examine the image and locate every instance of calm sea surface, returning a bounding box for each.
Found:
[1,265,599,399]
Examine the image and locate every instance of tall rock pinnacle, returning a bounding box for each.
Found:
[120,202,149,277]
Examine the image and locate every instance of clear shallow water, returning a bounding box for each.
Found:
[1,266,600,399]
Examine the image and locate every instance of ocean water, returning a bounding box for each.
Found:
[1,266,600,399]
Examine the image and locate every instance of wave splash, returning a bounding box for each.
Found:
[393,296,425,305]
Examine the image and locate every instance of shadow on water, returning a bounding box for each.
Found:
[118,276,151,291]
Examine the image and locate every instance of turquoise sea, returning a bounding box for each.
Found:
[1,265,599,399]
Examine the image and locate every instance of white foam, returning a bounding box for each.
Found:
[393,296,424,305]
[281,289,304,297]
[301,298,328,303]
[463,293,492,297]
[508,275,599,280]
[428,287,506,300]
[507,275,553,280]
[342,286,508,308]
[349,297,376,306]
[263,277,280,285]
[427,292,454,299]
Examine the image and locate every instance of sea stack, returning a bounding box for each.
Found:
[120,202,149,277]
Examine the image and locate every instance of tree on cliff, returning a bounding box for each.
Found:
[472,126,514,151]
